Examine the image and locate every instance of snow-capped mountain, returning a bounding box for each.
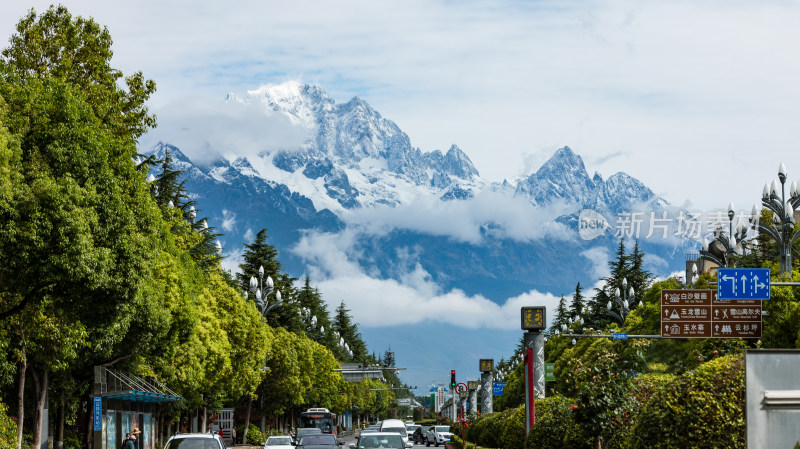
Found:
[514,146,665,212]
[144,81,681,302]
[225,81,484,211]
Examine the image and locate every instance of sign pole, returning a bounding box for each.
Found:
[520,307,546,436]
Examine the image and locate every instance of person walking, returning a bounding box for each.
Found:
[125,434,136,449]
[231,427,237,445]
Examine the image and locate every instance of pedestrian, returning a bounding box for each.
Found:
[125,433,136,449]
[231,427,237,445]
[131,427,141,449]
[121,433,130,449]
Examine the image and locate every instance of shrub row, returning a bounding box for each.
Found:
[453,354,745,449]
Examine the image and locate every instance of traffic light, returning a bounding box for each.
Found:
[450,370,456,388]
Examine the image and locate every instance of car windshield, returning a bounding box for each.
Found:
[358,435,404,448]
[298,434,336,446]
[383,427,406,436]
[406,425,419,431]
[266,436,292,445]
[435,426,450,433]
[165,438,221,449]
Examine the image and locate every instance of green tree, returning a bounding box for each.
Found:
[553,295,569,332]
[333,302,370,363]
[1,5,156,140]
[569,283,585,320]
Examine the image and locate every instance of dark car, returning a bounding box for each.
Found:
[412,427,426,445]
[295,428,323,444]
[296,434,342,449]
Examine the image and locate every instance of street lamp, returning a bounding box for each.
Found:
[249,265,283,317]
[700,202,747,269]
[606,278,636,323]
[750,162,800,275]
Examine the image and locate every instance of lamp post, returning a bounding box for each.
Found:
[750,162,800,275]
[249,265,283,317]
[606,278,637,323]
[700,202,748,269]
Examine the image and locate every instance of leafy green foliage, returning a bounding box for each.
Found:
[525,395,586,449]
[630,354,745,449]
[0,400,17,449]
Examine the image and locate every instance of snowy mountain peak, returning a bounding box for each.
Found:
[241,81,334,128]
[514,146,663,213]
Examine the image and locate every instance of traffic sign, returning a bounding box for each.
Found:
[660,289,762,338]
[493,382,507,396]
[456,382,467,394]
[544,363,555,382]
[612,333,628,340]
[717,268,770,300]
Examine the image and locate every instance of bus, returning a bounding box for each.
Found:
[299,408,338,435]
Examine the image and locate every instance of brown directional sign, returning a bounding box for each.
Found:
[660,289,761,338]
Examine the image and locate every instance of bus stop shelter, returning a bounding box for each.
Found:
[92,366,181,449]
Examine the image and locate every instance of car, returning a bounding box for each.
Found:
[264,435,294,448]
[349,431,413,449]
[404,424,419,441]
[411,427,426,445]
[379,419,409,446]
[295,427,323,444]
[296,433,343,449]
[164,433,225,449]
[425,426,452,447]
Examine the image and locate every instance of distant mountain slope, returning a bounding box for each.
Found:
[143,81,681,301]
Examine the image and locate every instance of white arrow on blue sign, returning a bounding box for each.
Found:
[717,268,770,300]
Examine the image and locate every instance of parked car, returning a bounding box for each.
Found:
[296,433,342,449]
[425,426,452,447]
[349,432,412,449]
[411,427,426,445]
[295,427,323,444]
[404,424,419,441]
[264,435,294,448]
[379,419,409,446]
[164,433,225,449]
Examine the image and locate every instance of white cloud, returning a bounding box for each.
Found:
[140,96,311,164]
[580,247,610,280]
[221,209,236,232]
[292,229,562,330]
[220,246,245,277]
[243,228,256,243]
[341,189,575,245]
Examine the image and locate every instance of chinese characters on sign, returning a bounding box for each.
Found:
[479,359,493,372]
[660,289,762,338]
[521,307,546,331]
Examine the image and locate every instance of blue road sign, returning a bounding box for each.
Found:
[93,397,102,431]
[717,268,770,300]
[493,382,507,396]
[612,333,628,340]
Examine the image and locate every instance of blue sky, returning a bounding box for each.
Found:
[3,0,800,390]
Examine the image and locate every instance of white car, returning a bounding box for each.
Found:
[425,426,452,447]
[350,431,412,449]
[164,433,225,449]
[264,435,294,449]
[379,419,409,446]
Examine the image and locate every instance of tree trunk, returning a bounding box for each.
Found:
[594,435,602,449]
[241,397,252,445]
[30,367,48,449]
[202,404,207,433]
[56,392,65,449]
[16,351,26,449]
